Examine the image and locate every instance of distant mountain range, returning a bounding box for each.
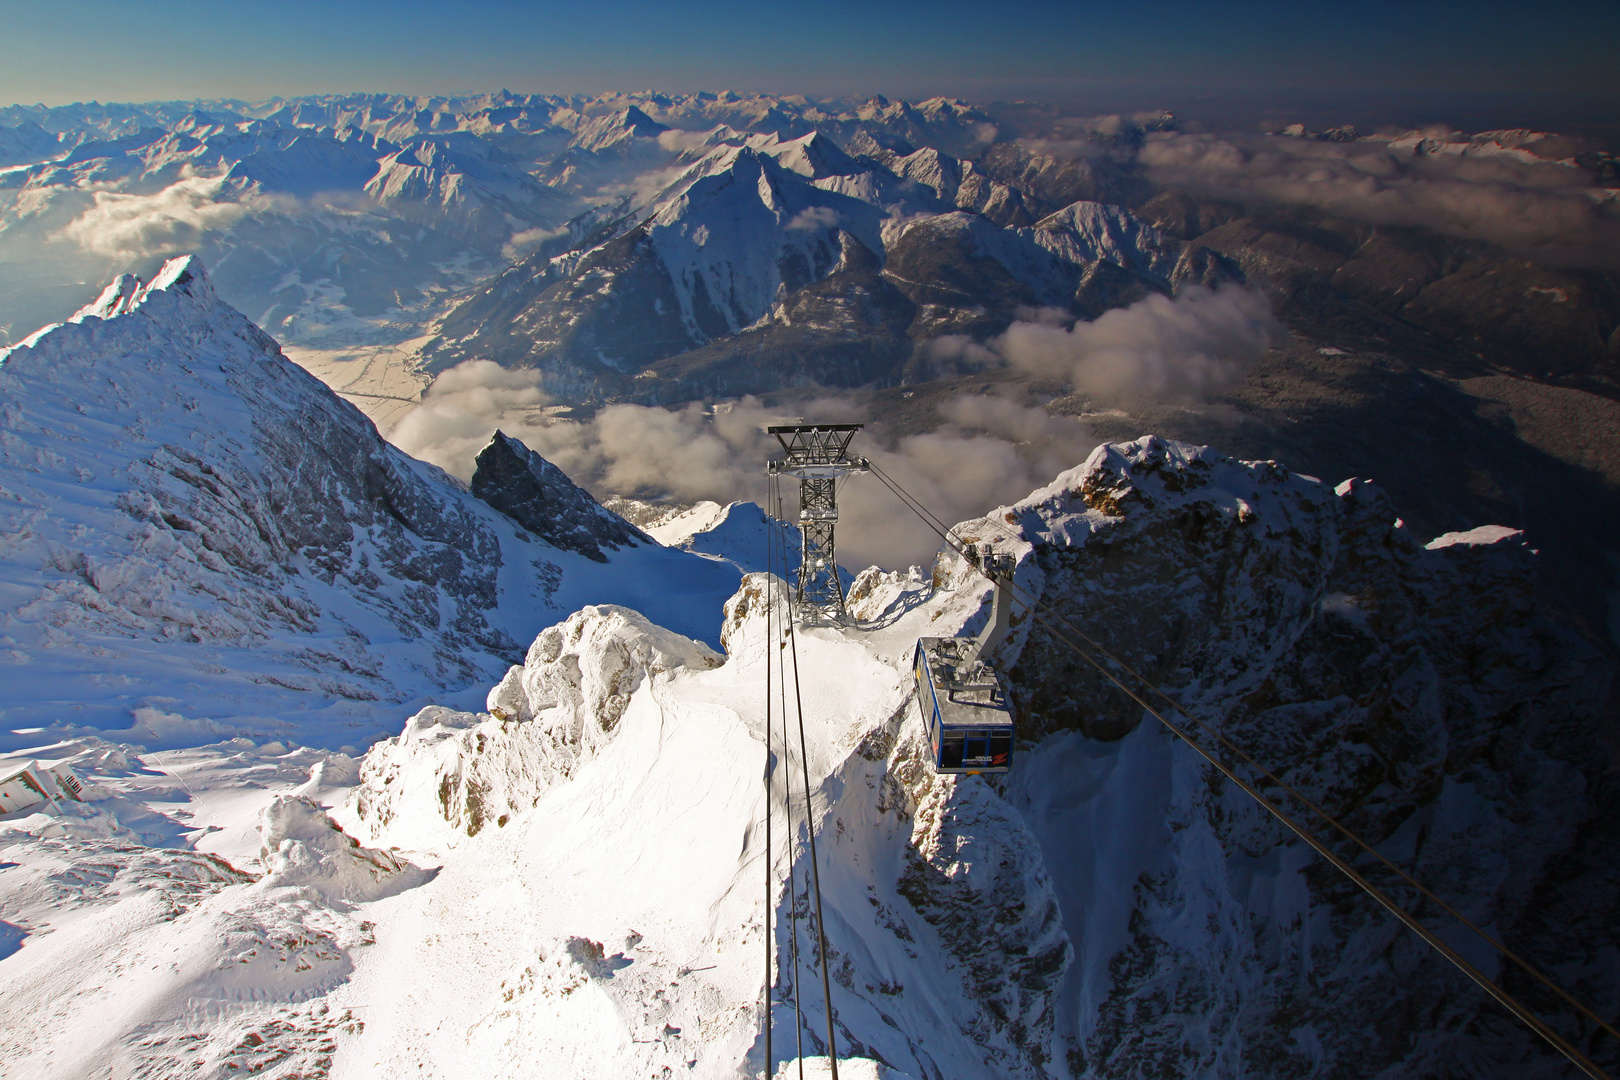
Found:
[2,89,1617,648]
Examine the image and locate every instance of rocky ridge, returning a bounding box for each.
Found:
[974,436,1615,1077]
[0,257,739,743]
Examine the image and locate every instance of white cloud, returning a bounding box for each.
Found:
[388,360,556,481]
[656,128,721,154]
[925,334,1002,371]
[56,175,277,261]
[994,285,1281,403]
[1136,129,1620,258]
[785,205,840,232]
[387,361,1099,569]
[502,224,570,262]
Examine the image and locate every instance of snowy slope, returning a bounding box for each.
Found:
[364,132,580,247]
[336,574,1053,1080]
[0,121,59,167]
[0,257,739,747]
[0,436,1610,1078]
[646,500,802,576]
[1024,200,1234,292]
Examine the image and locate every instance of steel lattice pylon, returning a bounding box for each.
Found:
[767,424,868,623]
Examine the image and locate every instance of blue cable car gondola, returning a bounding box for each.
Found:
[913,545,1020,774]
[914,636,1014,773]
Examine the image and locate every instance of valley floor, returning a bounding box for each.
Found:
[282,337,433,436]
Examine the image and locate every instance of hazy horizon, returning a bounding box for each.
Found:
[3,0,1617,136]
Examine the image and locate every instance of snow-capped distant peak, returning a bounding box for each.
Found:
[75,274,146,321]
[570,106,671,152]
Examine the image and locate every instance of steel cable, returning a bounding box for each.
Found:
[761,469,775,1078]
[866,459,1620,1048]
[773,473,807,1078]
[776,478,841,1079]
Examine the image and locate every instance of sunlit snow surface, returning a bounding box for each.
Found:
[0,550,1025,1078]
[0,256,740,750]
[0,435,1583,1077]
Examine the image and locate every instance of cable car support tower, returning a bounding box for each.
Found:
[767,424,868,623]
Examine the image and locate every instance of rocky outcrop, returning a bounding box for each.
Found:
[258,794,413,902]
[960,435,1616,1077]
[898,768,1071,1071]
[470,431,647,562]
[350,605,721,848]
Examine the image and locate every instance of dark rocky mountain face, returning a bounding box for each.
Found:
[628,231,918,404]
[469,431,648,562]
[971,437,1617,1077]
[1083,192,1620,659]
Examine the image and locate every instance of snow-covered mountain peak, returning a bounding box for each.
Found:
[73,272,145,321]
[78,254,217,322]
[4,254,243,359]
[570,105,670,152]
[0,258,740,743]
[750,130,860,179]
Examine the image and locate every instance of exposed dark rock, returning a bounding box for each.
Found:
[883,212,1076,341]
[1401,256,1620,383]
[1184,204,1620,395]
[981,437,1616,1077]
[1134,189,1247,242]
[470,431,646,562]
[630,231,916,403]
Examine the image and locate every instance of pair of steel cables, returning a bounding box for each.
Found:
[862,458,1616,1080]
[762,469,841,1080]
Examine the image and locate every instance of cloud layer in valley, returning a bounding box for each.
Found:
[57,175,282,261]
[996,285,1282,402]
[928,284,1282,404]
[388,361,1097,570]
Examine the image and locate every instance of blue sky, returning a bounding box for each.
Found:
[0,0,1614,108]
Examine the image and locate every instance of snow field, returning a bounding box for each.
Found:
[1,486,1074,1078]
[0,737,378,1077]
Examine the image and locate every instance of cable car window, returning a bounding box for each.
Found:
[962,730,995,766]
[989,732,1012,767]
[940,733,966,769]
